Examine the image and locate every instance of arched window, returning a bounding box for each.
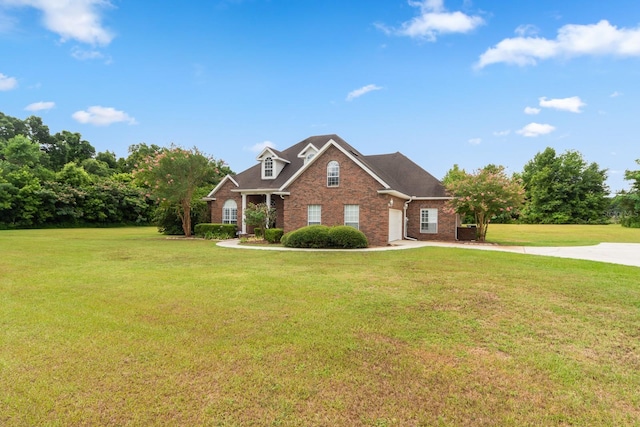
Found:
[264,157,273,178]
[327,161,339,187]
[222,199,238,225]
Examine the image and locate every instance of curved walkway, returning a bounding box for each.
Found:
[216,239,640,268]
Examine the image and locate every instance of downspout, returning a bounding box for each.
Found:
[403,197,417,241]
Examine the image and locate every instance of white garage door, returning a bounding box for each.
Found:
[388,209,403,242]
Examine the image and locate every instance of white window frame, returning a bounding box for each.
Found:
[222,199,238,225]
[327,161,339,187]
[344,204,359,230]
[263,157,273,178]
[420,208,438,234]
[307,205,321,226]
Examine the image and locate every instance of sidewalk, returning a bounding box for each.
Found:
[216,239,640,268]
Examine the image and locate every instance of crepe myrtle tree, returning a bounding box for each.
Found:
[134,145,227,237]
[445,165,525,242]
[244,202,276,236]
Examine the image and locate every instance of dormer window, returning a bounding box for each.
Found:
[327,161,339,187]
[258,148,289,180]
[298,143,319,165]
[264,157,273,178]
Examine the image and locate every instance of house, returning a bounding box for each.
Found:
[204,134,458,246]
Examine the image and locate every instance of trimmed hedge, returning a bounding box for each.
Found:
[328,225,368,248]
[281,225,368,249]
[194,223,237,239]
[264,228,284,243]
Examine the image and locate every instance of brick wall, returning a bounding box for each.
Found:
[405,199,457,241]
[208,179,241,225]
[283,145,391,246]
[209,148,458,245]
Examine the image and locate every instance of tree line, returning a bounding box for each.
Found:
[0,111,231,231]
[444,147,640,240]
[2,110,638,235]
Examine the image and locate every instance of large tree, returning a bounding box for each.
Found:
[134,145,229,237]
[520,148,609,224]
[445,165,524,242]
[616,159,640,228]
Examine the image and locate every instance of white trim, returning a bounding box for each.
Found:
[307,204,321,225]
[231,188,278,194]
[420,208,438,234]
[297,143,319,159]
[206,175,239,198]
[279,139,391,191]
[241,194,247,234]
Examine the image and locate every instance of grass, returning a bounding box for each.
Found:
[1,227,639,426]
[487,223,640,246]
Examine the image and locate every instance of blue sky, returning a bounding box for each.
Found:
[1,0,639,192]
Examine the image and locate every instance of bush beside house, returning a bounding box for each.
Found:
[281,225,368,249]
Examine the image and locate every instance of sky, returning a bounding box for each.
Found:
[1,0,640,192]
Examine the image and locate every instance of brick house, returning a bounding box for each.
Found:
[204,134,458,246]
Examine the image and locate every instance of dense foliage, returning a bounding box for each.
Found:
[616,159,640,228]
[0,111,230,233]
[0,112,155,228]
[244,202,276,231]
[194,223,238,239]
[444,165,525,242]
[264,228,284,243]
[281,225,368,248]
[133,145,229,237]
[520,147,609,224]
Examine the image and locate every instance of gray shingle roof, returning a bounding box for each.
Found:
[223,134,448,198]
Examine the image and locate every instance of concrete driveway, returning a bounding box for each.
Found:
[397,241,640,268]
[217,239,640,268]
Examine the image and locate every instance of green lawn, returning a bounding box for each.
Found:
[487,223,640,246]
[1,227,639,426]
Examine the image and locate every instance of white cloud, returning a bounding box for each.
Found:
[0,72,17,90]
[493,130,510,137]
[516,122,556,137]
[378,0,484,41]
[524,106,541,115]
[476,20,640,68]
[247,140,275,153]
[346,84,382,101]
[539,96,585,113]
[71,46,108,61]
[515,24,539,37]
[25,101,55,111]
[468,138,481,145]
[610,91,622,98]
[72,106,136,126]
[2,0,114,45]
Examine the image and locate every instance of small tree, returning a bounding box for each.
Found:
[244,202,275,236]
[134,145,225,237]
[445,165,524,242]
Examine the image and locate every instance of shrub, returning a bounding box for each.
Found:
[328,225,368,248]
[254,227,263,238]
[281,225,368,249]
[283,225,331,248]
[264,228,284,243]
[194,223,237,239]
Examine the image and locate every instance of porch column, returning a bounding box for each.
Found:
[241,193,247,234]
[265,193,271,229]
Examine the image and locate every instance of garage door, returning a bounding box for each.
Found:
[388,209,403,242]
